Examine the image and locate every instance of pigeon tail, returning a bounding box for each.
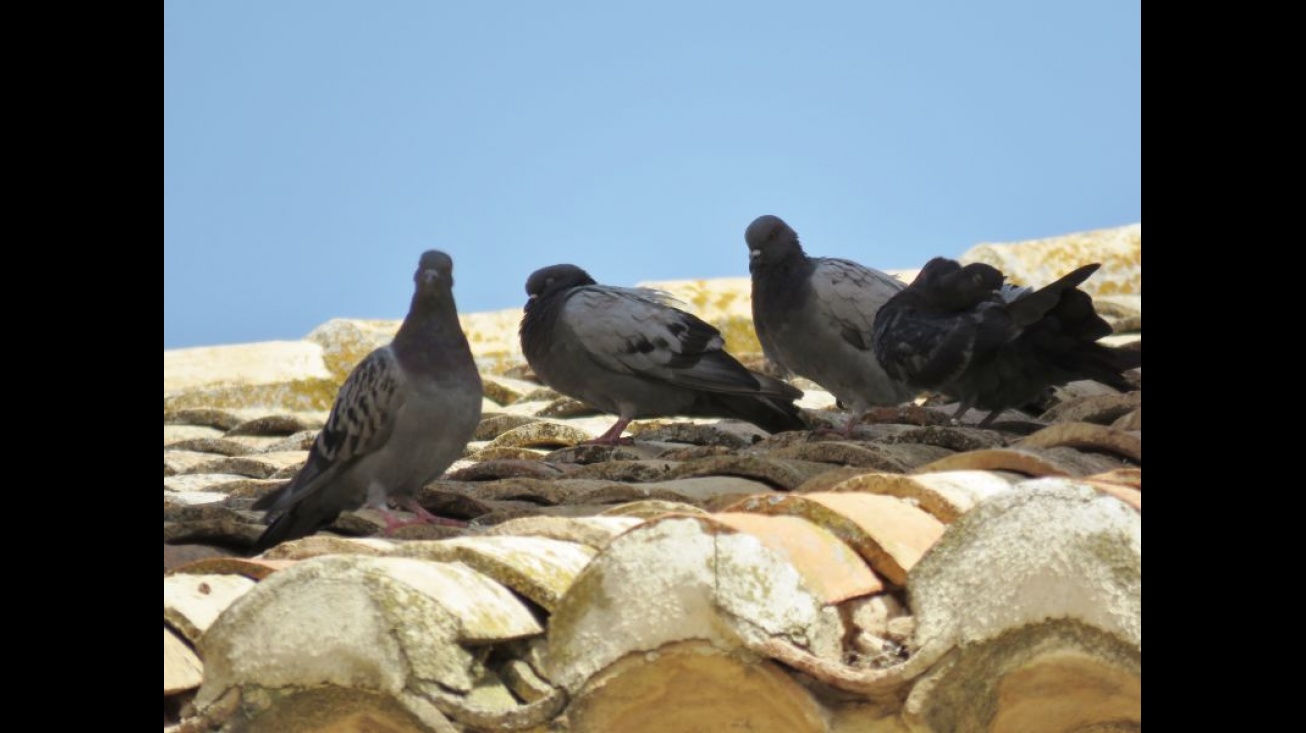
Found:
[700,392,807,434]
[252,506,333,554]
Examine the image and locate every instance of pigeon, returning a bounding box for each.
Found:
[251,250,483,552]
[745,215,915,424]
[871,256,1141,426]
[519,264,807,444]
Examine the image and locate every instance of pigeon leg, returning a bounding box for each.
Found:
[379,496,468,534]
[976,409,1002,429]
[950,398,974,424]
[583,417,635,446]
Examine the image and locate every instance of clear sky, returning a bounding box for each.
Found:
[164,1,1141,349]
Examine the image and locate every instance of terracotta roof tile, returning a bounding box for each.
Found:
[1018,422,1142,463]
[913,446,1131,477]
[724,492,946,586]
[813,470,1018,523]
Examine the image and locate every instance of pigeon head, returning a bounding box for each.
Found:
[745,215,803,268]
[913,258,1007,311]
[525,264,596,301]
[414,250,455,293]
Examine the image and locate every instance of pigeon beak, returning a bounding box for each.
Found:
[749,249,761,260]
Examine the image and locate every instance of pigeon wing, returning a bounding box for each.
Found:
[811,258,906,353]
[254,347,407,513]
[561,286,766,395]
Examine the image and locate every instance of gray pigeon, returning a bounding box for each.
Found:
[872,257,1141,426]
[745,215,915,421]
[520,264,806,444]
[251,250,483,552]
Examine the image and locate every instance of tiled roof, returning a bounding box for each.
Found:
[164,226,1141,732]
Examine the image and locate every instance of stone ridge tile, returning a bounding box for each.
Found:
[654,444,735,461]
[1111,408,1141,431]
[665,455,838,491]
[481,374,545,405]
[497,399,557,417]
[857,405,956,427]
[190,452,308,479]
[163,424,225,445]
[164,407,261,430]
[224,412,327,436]
[217,478,291,502]
[166,556,296,580]
[164,516,263,546]
[1040,392,1141,425]
[165,436,277,456]
[521,386,564,403]
[165,473,253,493]
[764,441,954,473]
[165,451,220,477]
[1018,422,1141,464]
[487,421,595,449]
[467,446,550,462]
[261,430,318,452]
[446,459,577,482]
[456,478,625,506]
[474,413,542,441]
[483,515,644,550]
[711,512,885,602]
[881,425,1010,453]
[628,421,767,449]
[165,492,229,511]
[567,460,681,483]
[542,443,664,464]
[417,483,512,517]
[537,396,599,418]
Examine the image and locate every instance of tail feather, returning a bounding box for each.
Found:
[703,392,808,434]
[1008,263,1101,327]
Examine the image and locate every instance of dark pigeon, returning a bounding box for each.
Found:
[745,215,915,423]
[251,250,483,552]
[872,257,1141,426]
[520,264,806,444]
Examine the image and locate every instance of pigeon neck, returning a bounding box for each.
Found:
[392,289,471,370]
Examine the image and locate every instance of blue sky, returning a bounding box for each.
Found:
[164,1,1141,349]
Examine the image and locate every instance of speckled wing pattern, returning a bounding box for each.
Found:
[561,285,765,394]
[810,258,906,353]
[873,298,1007,389]
[255,347,406,513]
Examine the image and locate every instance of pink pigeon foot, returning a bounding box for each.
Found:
[580,417,635,446]
[379,497,468,535]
